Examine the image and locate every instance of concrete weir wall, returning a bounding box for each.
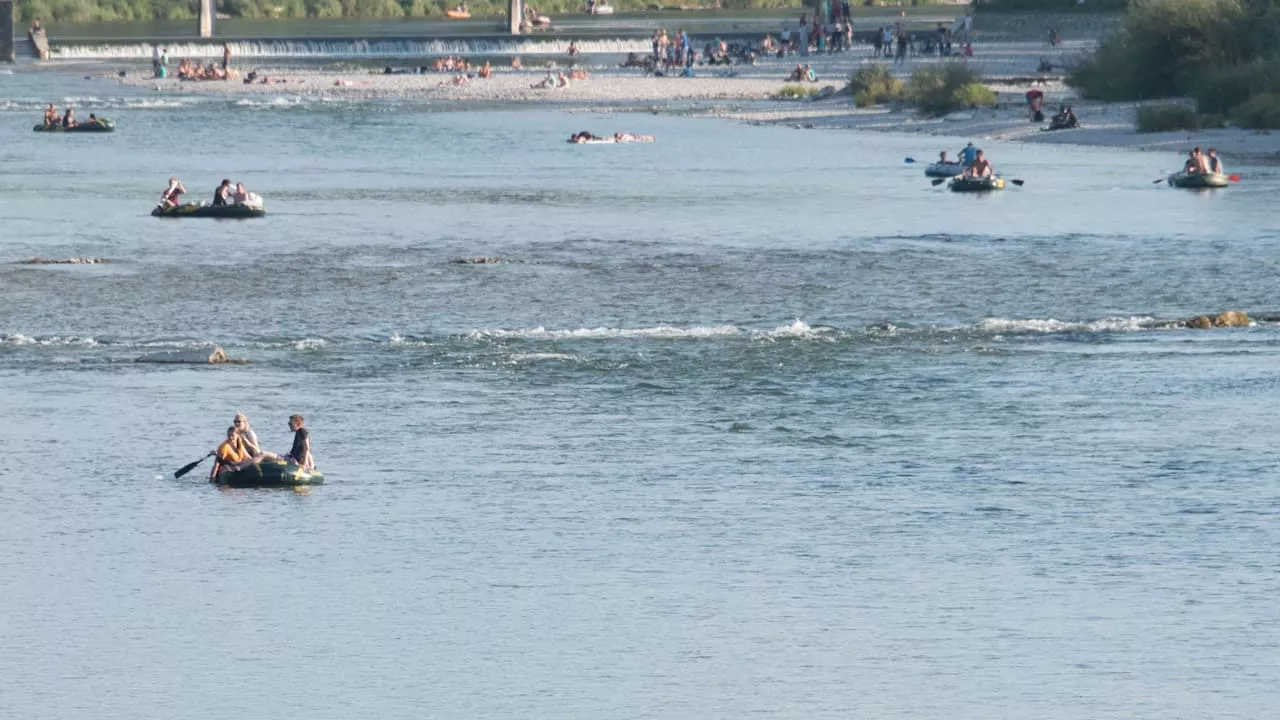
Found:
[1,0,15,62]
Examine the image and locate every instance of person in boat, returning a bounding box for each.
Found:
[1184,146,1210,174]
[43,103,58,127]
[569,130,601,143]
[958,142,978,167]
[282,414,314,469]
[61,106,76,129]
[160,177,186,209]
[1207,148,1224,175]
[233,413,261,455]
[86,113,102,127]
[210,426,249,479]
[962,149,993,179]
[212,179,233,206]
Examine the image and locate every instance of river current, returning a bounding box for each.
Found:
[2,69,1278,719]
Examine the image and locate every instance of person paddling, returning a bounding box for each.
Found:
[212,178,233,206]
[209,426,250,479]
[42,103,58,127]
[61,106,76,129]
[160,177,186,209]
[958,142,977,167]
[962,149,993,179]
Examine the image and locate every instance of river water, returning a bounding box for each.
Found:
[2,69,1278,719]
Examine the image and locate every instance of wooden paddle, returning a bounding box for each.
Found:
[174,451,214,479]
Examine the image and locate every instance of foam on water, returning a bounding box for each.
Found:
[49,37,651,60]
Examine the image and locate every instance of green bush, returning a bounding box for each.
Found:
[1135,105,1200,132]
[952,81,997,108]
[776,84,820,100]
[1069,0,1260,101]
[848,65,904,108]
[1229,91,1280,128]
[1191,61,1280,115]
[907,63,986,116]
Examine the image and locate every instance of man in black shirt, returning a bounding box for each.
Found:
[284,414,314,469]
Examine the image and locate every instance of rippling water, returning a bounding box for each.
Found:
[3,70,1279,719]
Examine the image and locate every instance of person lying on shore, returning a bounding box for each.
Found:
[962,149,993,179]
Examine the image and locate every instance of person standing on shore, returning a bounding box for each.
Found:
[222,43,231,73]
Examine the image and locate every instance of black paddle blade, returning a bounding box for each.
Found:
[931,177,948,186]
[1152,178,1166,184]
[1010,179,1025,186]
[904,157,916,163]
[174,452,212,478]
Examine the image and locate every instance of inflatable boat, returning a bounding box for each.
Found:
[924,161,966,178]
[213,459,325,487]
[152,202,266,218]
[949,176,1005,192]
[1166,171,1229,189]
[34,119,115,133]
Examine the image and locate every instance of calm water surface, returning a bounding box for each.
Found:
[2,70,1279,719]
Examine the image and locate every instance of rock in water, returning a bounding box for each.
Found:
[136,346,232,364]
[1214,310,1249,327]
[1182,310,1250,329]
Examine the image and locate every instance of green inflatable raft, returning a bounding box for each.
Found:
[1166,171,1229,189]
[213,459,325,487]
[34,119,115,133]
[949,176,1005,192]
[152,203,266,218]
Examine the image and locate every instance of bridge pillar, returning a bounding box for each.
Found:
[1,0,14,62]
[508,0,522,35]
[199,0,214,38]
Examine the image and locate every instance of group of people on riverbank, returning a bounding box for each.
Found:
[39,104,105,129]
[159,177,261,210]
[151,44,233,80]
[211,413,314,480]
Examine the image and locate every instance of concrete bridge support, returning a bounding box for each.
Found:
[199,0,214,38]
[1,0,15,62]
[508,0,523,35]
